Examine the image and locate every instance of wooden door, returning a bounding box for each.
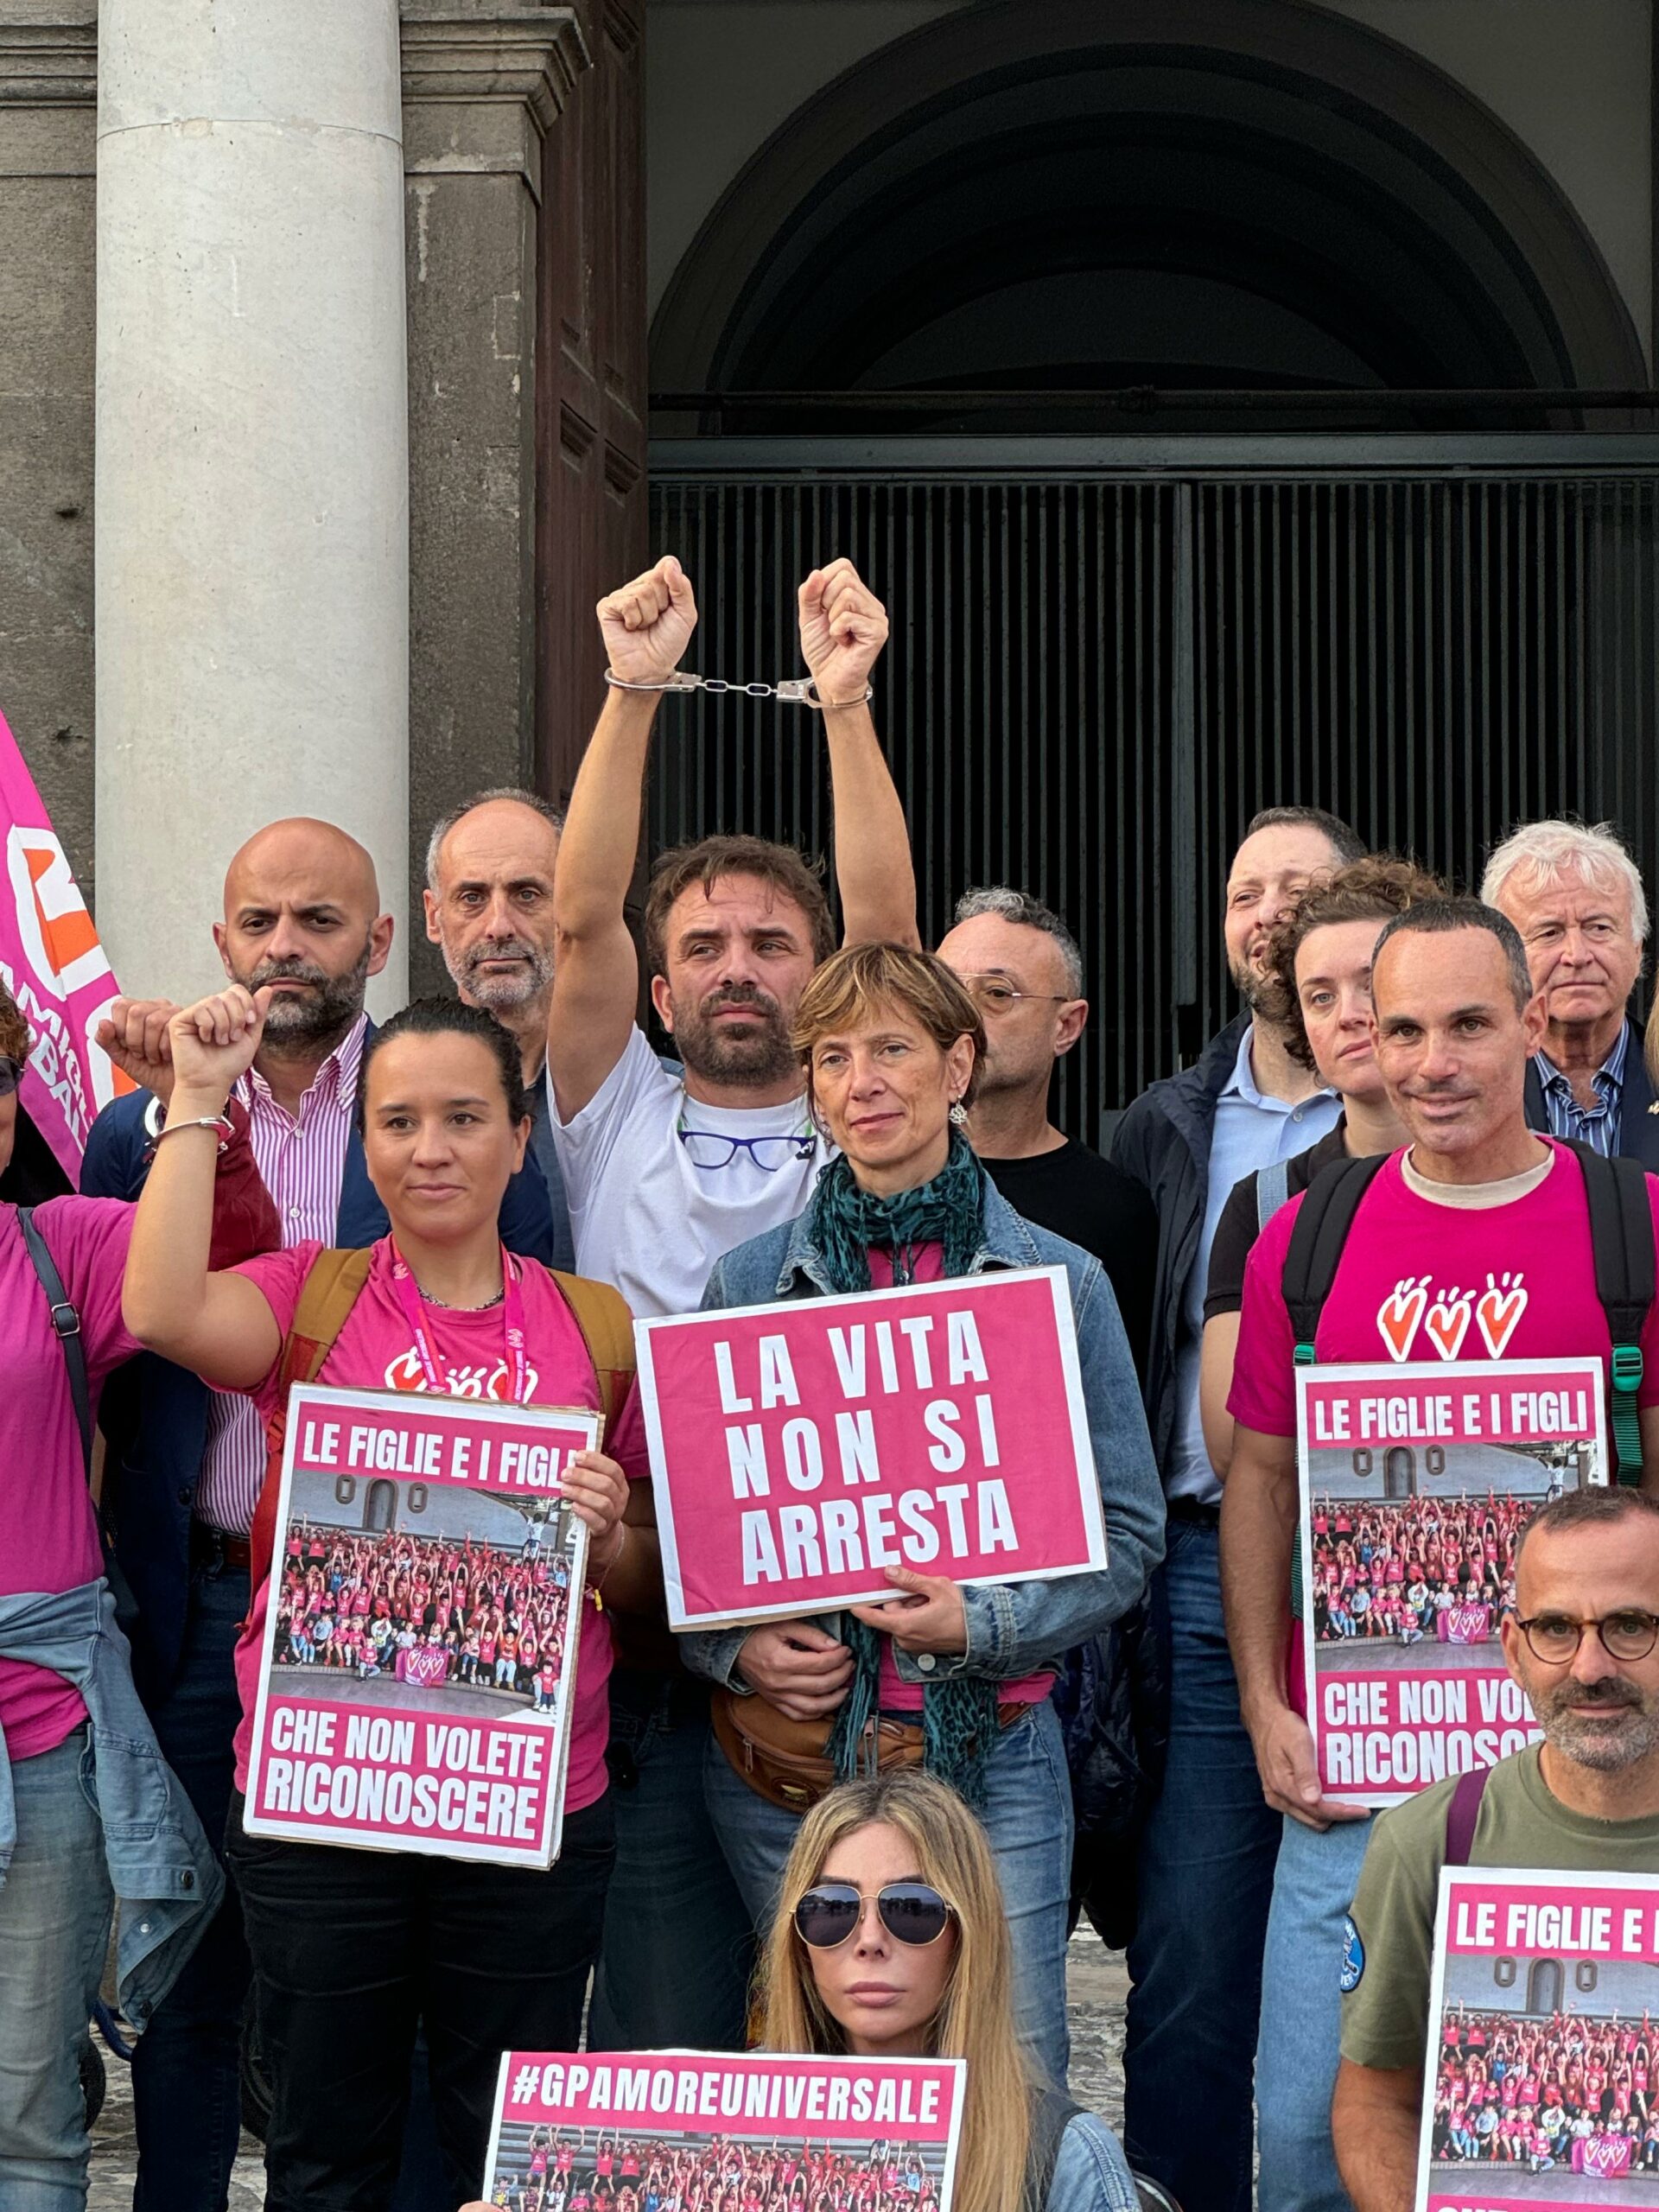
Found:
[536,0,648,807]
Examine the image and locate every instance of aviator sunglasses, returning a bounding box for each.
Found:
[793,1882,955,1949]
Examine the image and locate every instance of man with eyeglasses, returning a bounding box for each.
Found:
[1225,898,1659,2212]
[936,886,1156,1381]
[1333,1487,1659,2212]
[543,553,918,2058]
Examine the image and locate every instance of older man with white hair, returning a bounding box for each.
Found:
[1482,817,1659,1167]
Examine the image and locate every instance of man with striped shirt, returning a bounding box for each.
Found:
[1484,817,1659,1169]
[82,817,553,2212]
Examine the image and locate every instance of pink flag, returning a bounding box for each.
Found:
[0,704,132,1176]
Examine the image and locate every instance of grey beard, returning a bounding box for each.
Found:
[1535,1681,1659,1773]
[243,939,372,1047]
[455,939,554,1019]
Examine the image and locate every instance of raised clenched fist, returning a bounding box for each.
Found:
[96,997,183,1103]
[798,558,889,705]
[596,556,698,689]
[165,986,272,1107]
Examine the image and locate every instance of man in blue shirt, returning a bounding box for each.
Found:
[1484,817,1659,1170]
[1110,804,1360,2212]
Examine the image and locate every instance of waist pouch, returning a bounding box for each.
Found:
[711,1684,1026,1811]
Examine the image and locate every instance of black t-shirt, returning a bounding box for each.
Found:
[1202,1120,1351,1324]
[979,1139,1158,1385]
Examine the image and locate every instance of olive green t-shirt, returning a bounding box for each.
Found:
[1339,1745,1659,2073]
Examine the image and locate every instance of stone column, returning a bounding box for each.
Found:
[399,2,586,993]
[0,7,97,887]
[95,0,410,1008]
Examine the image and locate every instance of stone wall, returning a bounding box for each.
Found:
[0,0,586,991]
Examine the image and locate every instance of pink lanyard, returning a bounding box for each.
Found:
[387,1242,531,1405]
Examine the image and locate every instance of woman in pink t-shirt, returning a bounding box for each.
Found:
[124,988,663,2204]
[0,976,277,2204]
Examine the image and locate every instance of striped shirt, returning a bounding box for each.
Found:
[194,1015,366,1533]
[1534,1020,1630,1158]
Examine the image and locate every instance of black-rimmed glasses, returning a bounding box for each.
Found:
[960,975,1072,1015]
[793,1882,955,1949]
[0,1054,22,1098]
[1514,1610,1659,1664]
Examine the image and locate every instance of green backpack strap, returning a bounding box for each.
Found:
[1568,1142,1655,1486]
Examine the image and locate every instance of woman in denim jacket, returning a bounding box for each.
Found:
[683,945,1163,2088]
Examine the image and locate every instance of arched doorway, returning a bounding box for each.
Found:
[1383,1448,1415,1500]
[1526,1957,1564,2016]
[652,0,1643,422]
[646,1,1659,1126]
[365,1478,397,1535]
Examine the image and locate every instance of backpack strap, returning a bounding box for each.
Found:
[550,1268,637,1433]
[1281,1153,1391,1360]
[1443,1764,1491,1867]
[249,1248,376,1600]
[1021,2087,1084,2212]
[1567,1142,1655,1485]
[18,1205,92,1480]
[1255,1157,1291,1236]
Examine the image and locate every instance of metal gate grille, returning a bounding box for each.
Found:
[646,461,1659,1142]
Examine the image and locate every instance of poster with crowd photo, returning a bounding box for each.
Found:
[481,2051,966,2212]
[1416,1869,1659,2209]
[634,1267,1105,1630]
[244,1383,597,1868]
[1296,1357,1605,1809]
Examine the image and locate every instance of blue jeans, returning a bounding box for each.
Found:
[588,1674,755,2050]
[0,1726,114,2211]
[1255,1811,1374,2212]
[705,1698,1074,2088]
[1123,1519,1281,2212]
[132,1559,251,2212]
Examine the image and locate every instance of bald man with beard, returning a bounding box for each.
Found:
[79,816,554,2211]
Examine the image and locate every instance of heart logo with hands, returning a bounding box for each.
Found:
[1475,1272,1528,1357]
[1375,1277,1429,1363]
[1423,1290,1473,1362]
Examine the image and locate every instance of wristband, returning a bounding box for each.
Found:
[153,1113,236,1154]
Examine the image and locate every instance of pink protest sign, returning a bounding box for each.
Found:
[1296,1358,1606,1808]
[1419,1869,1659,2210]
[0,703,131,1174]
[633,1266,1106,1629]
[245,1383,600,1867]
[483,2050,966,2212]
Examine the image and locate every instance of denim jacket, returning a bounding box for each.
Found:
[1051,2113,1141,2212]
[682,1178,1165,1694]
[0,1580,223,2028]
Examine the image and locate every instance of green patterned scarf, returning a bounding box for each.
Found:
[809,1135,1003,1806]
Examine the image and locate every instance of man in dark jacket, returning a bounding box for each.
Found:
[1109,804,1361,2212]
[1482,817,1659,1170]
[82,817,553,2212]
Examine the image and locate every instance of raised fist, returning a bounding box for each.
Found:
[166,986,271,1105]
[798,558,888,704]
[597,556,698,688]
[96,997,182,1103]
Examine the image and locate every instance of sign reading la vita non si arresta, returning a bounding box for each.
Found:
[633,1266,1109,1630]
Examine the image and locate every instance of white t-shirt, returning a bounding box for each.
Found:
[548,1026,833,1319]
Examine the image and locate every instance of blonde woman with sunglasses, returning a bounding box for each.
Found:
[461,1770,1145,2212]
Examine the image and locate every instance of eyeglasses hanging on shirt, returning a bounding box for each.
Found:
[675,1093,817,1171]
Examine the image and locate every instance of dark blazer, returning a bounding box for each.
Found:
[1522,1018,1659,1172]
[1108,1015,1250,1468]
[79,1071,557,1704]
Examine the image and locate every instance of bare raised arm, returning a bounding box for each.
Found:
[548,556,699,1122]
[799,561,919,950]
[122,988,285,1389]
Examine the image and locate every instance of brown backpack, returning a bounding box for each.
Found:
[247,1249,636,1601]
